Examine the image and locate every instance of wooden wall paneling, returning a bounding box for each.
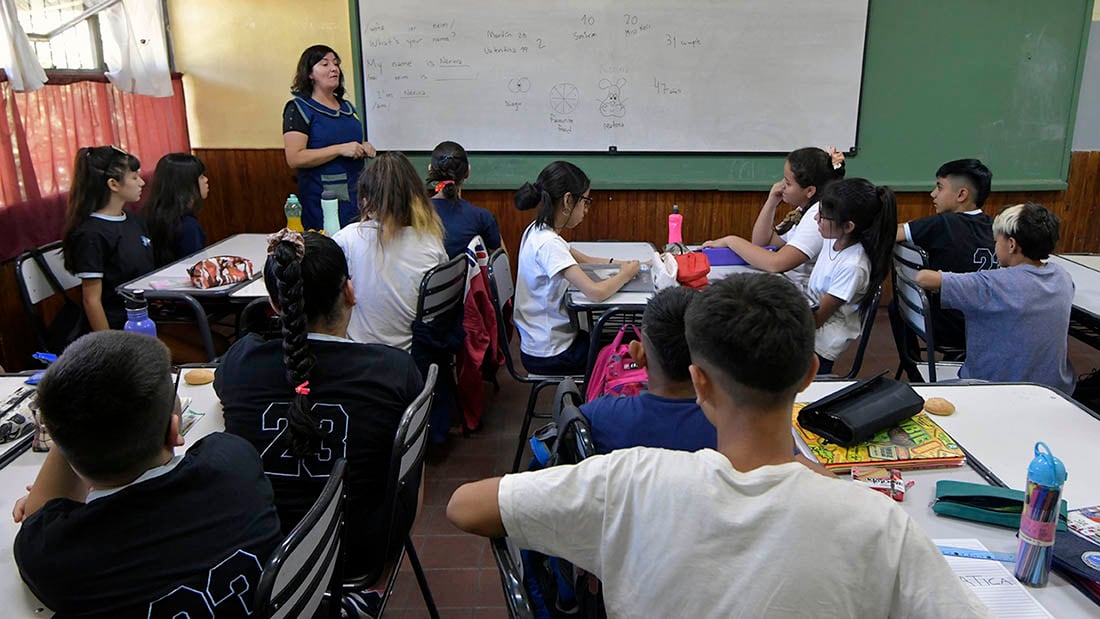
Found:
[193,148,298,243]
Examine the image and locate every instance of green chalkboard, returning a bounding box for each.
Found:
[351,0,1094,191]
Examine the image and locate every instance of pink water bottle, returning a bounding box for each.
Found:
[668,204,683,245]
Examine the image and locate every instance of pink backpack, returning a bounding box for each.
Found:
[586,325,649,401]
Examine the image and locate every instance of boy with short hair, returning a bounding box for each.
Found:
[580,286,714,453]
[893,159,997,379]
[447,274,990,618]
[13,331,283,618]
[917,202,1075,393]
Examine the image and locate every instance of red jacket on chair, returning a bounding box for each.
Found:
[456,238,503,430]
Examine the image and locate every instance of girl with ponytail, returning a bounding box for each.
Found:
[216,229,425,583]
[62,145,153,332]
[513,161,640,375]
[806,178,897,374]
[426,140,502,257]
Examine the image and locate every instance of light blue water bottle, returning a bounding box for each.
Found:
[123,290,158,338]
[320,190,341,236]
[1014,441,1067,587]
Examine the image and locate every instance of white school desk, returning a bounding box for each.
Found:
[1050,254,1100,326]
[118,233,269,300]
[0,372,226,617]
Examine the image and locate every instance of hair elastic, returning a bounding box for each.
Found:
[267,228,306,258]
[294,381,310,396]
[434,179,455,193]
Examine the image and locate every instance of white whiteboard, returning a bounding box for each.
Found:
[356,0,869,152]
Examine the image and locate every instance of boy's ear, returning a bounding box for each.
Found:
[689,364,713,407]
[628,339,647,368]
[167,406,184,448]
[799,355,820,393]
[343,278,357,307]
[955,185,971,205]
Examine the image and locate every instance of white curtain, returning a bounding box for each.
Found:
[0,0,48,92]
[100,0,172,97]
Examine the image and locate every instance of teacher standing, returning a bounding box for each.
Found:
[283,45,376,230]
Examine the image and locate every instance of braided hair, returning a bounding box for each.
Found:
[263,231,350,457]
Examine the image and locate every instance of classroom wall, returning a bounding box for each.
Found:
[167,0,355,148]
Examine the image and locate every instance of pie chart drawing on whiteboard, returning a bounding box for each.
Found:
[549,83,579,114]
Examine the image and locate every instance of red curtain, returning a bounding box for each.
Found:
[0,72,190,261]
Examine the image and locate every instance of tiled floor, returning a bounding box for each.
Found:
[386,308,1100,618]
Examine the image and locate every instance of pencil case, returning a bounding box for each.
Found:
[696,246,775,266]
[932,480,1068,531]
[797,372,924,447]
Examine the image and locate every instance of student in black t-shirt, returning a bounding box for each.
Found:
[892,158,997,380]
[12,331,282,618]
[215,229,424,591]
[62,146,156,331]
[145,153,210,267]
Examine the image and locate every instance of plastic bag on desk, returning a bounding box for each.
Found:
[652,251,679,291]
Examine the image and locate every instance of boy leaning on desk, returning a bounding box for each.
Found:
[448,273,992,617]
[11,331,282,618]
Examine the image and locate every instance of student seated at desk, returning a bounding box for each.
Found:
[808,178,897,374]
[892,159,996,380]
[446,274,990,618]
[702,146,845,293]
[216,229,424,589]
[13,331,282,618]
[917,203,1075,393]
[581,287,715,453]
[426,140,503,258]
[333,151,447,351]
[513,161,640,375]
[145,153,210,267]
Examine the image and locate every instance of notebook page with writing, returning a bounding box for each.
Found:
[935,538,1053,618]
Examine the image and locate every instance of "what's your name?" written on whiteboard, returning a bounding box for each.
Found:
[356,0,869,153]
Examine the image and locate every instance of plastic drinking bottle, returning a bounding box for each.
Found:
[284,194,303,232]
[668,204,683,245]
[320,190,341,236]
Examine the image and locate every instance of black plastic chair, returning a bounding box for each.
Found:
[892,242,961,382]
[14,242,85,356]
[342,364,441,619]
[485,249,585,472]
[839,284,884,379]
[254,458,347,619]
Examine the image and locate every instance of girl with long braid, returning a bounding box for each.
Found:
[215,229,424,592]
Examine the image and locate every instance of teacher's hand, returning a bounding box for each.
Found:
[362,141,377,158]
[338,142,367,159]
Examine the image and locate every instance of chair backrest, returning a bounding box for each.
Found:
[490,537,536,619]
[486,248,524,379]
[552,380,597,463]
[15,242,81,306]
[416,254,468,324]
[843,284,884,379]
[892,242,944,381]
[254,459,347,619]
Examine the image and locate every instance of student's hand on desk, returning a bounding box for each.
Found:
[12,485,32,523]
[620,260,641,279]
[701,236,734,249]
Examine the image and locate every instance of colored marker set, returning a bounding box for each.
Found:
[1014,442,1068,587]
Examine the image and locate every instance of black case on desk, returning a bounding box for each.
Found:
[798,372,925,447]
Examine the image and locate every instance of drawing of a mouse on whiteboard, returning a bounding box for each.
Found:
[599,78,627,117]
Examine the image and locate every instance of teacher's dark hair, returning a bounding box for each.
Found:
[291,45,345,99]
[514,161,590,229]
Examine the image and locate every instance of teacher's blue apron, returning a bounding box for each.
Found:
[290,96,365,230]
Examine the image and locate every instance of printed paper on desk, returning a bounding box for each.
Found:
[935,538,1052,618]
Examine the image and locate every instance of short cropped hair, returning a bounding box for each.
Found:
[36,331,175,481]
[685,274,815,410]
[936,159,992,207]
[641,286,697,382]
[993,203,1061,261]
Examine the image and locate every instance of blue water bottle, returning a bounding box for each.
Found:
[123,290,158,338]
[1014,441,1067,587]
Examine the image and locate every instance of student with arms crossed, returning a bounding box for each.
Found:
[216,229,424,595]
[916,203,1074,393]
[447,274,990,618]
[13,331,282,618]
[513,161,640,375]
[703,147,844,293]
[893,159,996,380]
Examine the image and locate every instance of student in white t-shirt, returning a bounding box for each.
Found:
[333,152,447,351]
[446,274,990,618]
[512,161,640,375]
[702,147,845,293]
[807,178,898,374]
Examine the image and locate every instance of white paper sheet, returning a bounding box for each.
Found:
[935,538,1053,618]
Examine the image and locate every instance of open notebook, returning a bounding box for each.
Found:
[569,263,653,293]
